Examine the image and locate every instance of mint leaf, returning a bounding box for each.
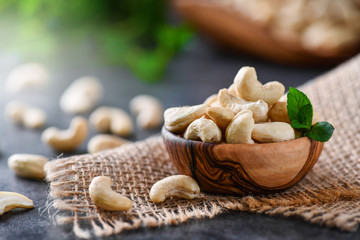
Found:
[304,122,335,142]
[287,87,312,130]
[290,104,313,131]
[287,87,334,142]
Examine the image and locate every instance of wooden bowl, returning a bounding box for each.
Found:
[162,127,324,195]
[173,0,360,66]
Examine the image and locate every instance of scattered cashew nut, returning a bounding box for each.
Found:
[0,191,34,216]
[164,104,207,133]
[60,76,103,114]
[5,62,49,94]
[149,175,200,203]
[8,154,49,179]
[5,101,47,129]
[129,95,163,129]
[206,107,234,131]
[87,134,131,153]
[89,176,132,211]
[234,66,285,105]
[225,110,255,144]
[183,117,222,143]
[41,116,88,152]
[252,122,295,143]
[90,107,133,136]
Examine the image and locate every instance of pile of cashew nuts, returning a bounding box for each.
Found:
[164,66,320,144]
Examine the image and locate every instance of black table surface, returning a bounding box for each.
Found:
[0,37,358,240]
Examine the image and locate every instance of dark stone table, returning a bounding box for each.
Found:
[0,37,358,239]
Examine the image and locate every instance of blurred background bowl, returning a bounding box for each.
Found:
[173,0,360,66]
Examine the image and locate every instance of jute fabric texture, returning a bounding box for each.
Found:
[45,55,360,238]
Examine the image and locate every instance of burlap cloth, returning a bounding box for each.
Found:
[45,55,360,238]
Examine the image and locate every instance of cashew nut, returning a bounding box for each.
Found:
[129,95,163,129]
[269,101,290,123]
[5,62,49,93]
[5,101,47,129]
[42,116,88,152]
[87,134,131,153]
[60,76,103,114]
[183,117,222,143]
[164,104,207,134]
[89,176,132,211]
[228,83,237,96]
[203,94,218,105]
[269,101,322,125]
[218,89,268,122]
[149,175,200,203]
[206,107,234,131]
[301,21,359,52]
[234,66,285,106]
[0,192,34,216]
[89,107,133,136]
[8,154,49,179]
[225,110,255,144]
[218,88,247,106]
[252,122,295,143]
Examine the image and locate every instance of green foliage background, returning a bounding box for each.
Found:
[0,0,193,82]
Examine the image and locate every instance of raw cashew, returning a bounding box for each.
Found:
[87,134,131,153]
[218,88,247,106]
[252,122,295,143]
[218,89,268,122]
[0,192,34,215]
[42,117,88,152]
[228,83,237,96]
[89,176,132,211]
[129,95,163,129]
[183,117,222,143]
[5,101,46,129]
[269,101,322,125]
[149,175,200,203]
[234,66,285,106]
[203,94,218,105]
[269,101,290,123]
[164,104,207,133]
[225,110,255,144]
[302,21,359,52]
[60,76,103,114]
[90,107,133,136]
[5,62,49,93]
[209,99,221,107]
[8,154,49,179]
[206,107,234,131]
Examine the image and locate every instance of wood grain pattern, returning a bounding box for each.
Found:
[162,127,324,195]
[173,0,359,66]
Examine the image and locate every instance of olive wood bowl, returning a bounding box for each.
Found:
[173,0,360,66]
[162,127,324,195]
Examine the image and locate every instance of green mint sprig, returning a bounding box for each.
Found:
[287,87,334,142]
